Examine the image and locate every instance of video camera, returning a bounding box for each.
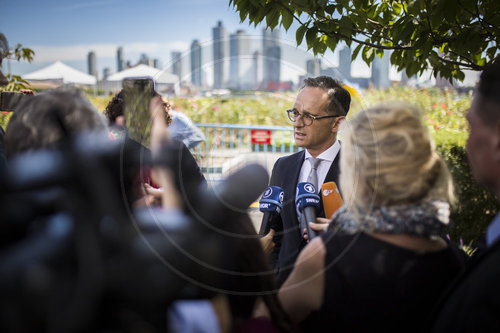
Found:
[0,131,268,332]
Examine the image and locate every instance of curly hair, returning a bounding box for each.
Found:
[340,101,454,211]
[104,90,172,126]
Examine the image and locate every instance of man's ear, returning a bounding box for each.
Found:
[331,116,345,132]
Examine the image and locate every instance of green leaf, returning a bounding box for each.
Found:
[281,7,294,31]
[486,47,497,61]
[361,45,374,65]
[296,24,308,46]
[306,28,318,50]
[352,44,363,61]
[265,7,280,29]
[325,35,339,51]
[338,16,353,36]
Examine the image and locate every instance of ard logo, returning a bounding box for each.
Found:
[304,184,315,193]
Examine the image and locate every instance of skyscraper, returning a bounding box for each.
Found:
[338,47,351,80]
[116,47,124,72]
[212,21,227,89]
[229,30,252,89]
[87,51,97,78]
[306,58,321,77]
[171,51,182,81]
[253,50,262,89]
[371,51,391,88]
[262,28,281,87]
[191,39,202,87]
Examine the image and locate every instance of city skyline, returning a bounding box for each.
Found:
[0,0,381,85]
[1,0,479,87]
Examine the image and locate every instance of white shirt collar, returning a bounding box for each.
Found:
[304,140,340,162]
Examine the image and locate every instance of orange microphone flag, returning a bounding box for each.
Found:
[321,182,343,219]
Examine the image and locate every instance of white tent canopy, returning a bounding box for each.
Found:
[106,64,179,95]
[106,64,178,84]
[24,61,96,85]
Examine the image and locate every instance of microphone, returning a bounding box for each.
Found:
[258,186,284,236]
[321,182,343,219]
[296,182,320,240]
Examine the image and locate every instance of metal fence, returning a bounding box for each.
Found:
[191,123,301,182]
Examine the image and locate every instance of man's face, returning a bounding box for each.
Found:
[292,86,343,156]
[466,94,499,189]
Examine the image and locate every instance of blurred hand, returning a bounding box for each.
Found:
[260,229,276,255]
[149,96,182,210]
[303,217,331,242]
[143,183,163,206]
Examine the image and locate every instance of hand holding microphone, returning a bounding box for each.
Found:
[296,182,320,241]
[258,186,284,236]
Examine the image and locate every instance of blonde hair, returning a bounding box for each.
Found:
[340,102,454,211]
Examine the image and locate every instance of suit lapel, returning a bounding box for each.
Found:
[283,151,304,234]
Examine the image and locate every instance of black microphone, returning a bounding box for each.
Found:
[296,182,321,240]
[258,186,284,236]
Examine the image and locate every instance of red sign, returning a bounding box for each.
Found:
[250,129,272,145]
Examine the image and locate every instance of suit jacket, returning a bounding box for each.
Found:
[428,235,500,332]
[268,149,341,285]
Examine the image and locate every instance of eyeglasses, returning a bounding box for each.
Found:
[286,109,340,126]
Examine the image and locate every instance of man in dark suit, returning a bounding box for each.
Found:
[263,76,351,285]
[429,61,500,332]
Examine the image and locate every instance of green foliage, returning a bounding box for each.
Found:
[169,92,295,125]
[1,74,31,91]
[438,144,500,246]
[229,0,500,82]
[1,41,35,92]
[348,86,498,245]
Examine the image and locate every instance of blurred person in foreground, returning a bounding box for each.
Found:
[278,102,466,333]
[4,88,107,157]
[428,60,500,332]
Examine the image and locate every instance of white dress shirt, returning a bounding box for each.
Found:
[298,140,341,187]
[296,141,341,227]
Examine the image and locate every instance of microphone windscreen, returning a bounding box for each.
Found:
[212,163,269,213]
[295,182,320,211]
[259,186,284,214]
[321,182,343,219]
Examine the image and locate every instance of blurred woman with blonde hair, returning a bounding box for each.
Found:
[278,102,465,333]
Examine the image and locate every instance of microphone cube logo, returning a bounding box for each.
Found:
[304,183,316,193]
[263,187,273,198]
[322,189,333,196]
[279,191,284,204]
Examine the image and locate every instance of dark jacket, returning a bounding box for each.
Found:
[428,236,500,332]
[268,149,340,285]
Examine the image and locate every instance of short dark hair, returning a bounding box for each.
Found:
[104,90,172,126]
[476,59,500,124]
[302,76,351,116]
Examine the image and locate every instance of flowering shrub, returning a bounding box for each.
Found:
[2,87,494,245]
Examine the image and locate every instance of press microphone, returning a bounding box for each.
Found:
[258,186,284,236]
[296,182,320,240]
[321,182,343,219]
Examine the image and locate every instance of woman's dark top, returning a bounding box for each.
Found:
[301,231,465,333]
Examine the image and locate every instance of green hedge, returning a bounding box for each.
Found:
[437,142,500,246]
